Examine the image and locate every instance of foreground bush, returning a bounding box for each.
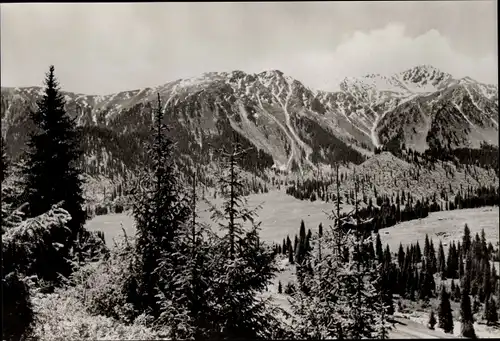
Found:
[2,271,35,341]
[31,288,169,340]
[64,229,139,323]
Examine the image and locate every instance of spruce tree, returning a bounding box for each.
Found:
[1,136,8,184]
[428,310,437,330]
[416,241,422,262]
[429,239,437,274]
[289,165,391,339]
[460,287,476,338]
[454,283,461,303]
[296,220,307,264]
[398,243,405,269]
[376,233,383,264]
[484,296,498,325]
[21,65,87,282]
[438,241,446,277]
[463,224,471,255]
[481,260,492,303]
[131,93,191,318]
[438,286,454,334]
[207,137,284,339]
[424,234,430,260]
[1,137,17,230]
[2,271,35,341]
[288,244,295,264]
[155,169,214,339]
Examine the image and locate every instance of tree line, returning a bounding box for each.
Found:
[275,217,499,337]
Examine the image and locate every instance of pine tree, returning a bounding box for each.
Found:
[460,287,476,338]
[438,241,446,277]
[398,243,405,268]
[2,204,73,340]
[463,224,472,255]
[451,280,456,300]
[1,137,17,230]
[438,286,454,334]
[288,244,295,264]
[484,296,498,325]
[376,233,383,264]
[155,169,214,339]
[473,296,481,314]
[429,239,437,274]
[20,65,87,282]
[416,241,422,262]
[428,310,437,330]
[2,271,35,341]
[481,260,492,303]
[446,243,456,279]
[131,94,191,318]
[296,220,307,264]
[424,234,430,260]
[289,165,391,339]
[278,280,283,294]
[1,136,8,184]
[206,136,285,339]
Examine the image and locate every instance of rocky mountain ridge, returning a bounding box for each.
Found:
[1,65,498,178]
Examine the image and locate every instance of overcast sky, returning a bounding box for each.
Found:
[1,1,497,95]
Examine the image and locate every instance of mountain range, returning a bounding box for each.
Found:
[1,65,498,177]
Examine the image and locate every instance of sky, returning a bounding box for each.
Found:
[1,1,497,95]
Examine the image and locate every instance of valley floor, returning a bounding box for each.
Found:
[265,258,500,339]
[86,191,499,251]
[84,193,499,338]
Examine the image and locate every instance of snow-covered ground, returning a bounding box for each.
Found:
[85,190,355,246]
[378,206,499,254]
[86,190,498,251]
[85,192,499,338]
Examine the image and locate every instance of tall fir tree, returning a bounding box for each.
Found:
[288,243,295,264]
[1,136,8,184]
[438,286,454,334]
[484,296,498,325]
[398,243,405,269]
[207,136,285,339]
[460,286,476,338]
[376,233,383,264]
[428,310,437,330]
[463,224,472,255]
[21,65,87,282]
[437,241,446,277]
[155,168,214,339]
[131,93,191,318]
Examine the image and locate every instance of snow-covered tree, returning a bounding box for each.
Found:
[2,204,73,341]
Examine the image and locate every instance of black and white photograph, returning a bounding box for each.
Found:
[1,1,499,339]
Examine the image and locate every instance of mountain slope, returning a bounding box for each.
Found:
[1,65,498,180]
